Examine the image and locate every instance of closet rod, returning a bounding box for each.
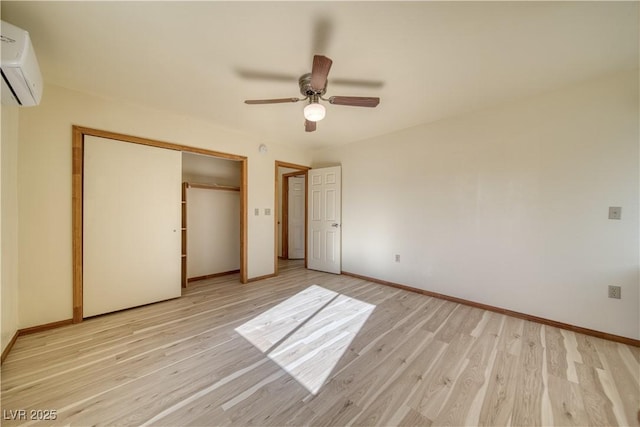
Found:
[185,182,240,192]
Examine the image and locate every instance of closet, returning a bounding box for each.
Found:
[181,152,241,286]
[75,127,246,321]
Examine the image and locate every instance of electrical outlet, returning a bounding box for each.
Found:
[395,254,400,262]
[608,206,622,220]
[608,285,621,299]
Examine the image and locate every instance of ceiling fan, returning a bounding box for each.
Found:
[244,55,380,132]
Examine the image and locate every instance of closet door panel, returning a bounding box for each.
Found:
[83,136,181,317]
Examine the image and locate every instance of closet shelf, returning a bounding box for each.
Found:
[185,182,240,192]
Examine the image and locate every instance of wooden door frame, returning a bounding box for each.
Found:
[72,125,248,323]
[274,161,311,276]
[281,171,306,260]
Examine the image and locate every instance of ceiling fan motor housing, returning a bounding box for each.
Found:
[299,73,326,97]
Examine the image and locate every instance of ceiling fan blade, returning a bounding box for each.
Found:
[305,119,317,132]
[330,78,385,89]
[236,69,298,83]
[310,55,333,91]
[244,98,300,105]
[329,96,380,107]
[311,17,332,54]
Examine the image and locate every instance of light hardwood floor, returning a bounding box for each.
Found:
[1,260,638,426]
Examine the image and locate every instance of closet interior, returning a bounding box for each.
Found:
[181,152,242,286]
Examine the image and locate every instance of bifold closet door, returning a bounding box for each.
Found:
[83,135,182,318]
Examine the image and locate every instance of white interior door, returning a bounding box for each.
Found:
[83,136,182,317]
[288,176,305,259]
[308,166,341,274]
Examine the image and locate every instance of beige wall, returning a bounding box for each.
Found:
[1,105,20,353]
[187,188,240,278]
[16,84,310,328]
[313,69,639,340]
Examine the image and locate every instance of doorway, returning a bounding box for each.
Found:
[274,161,311,276]
[282,172,305,260]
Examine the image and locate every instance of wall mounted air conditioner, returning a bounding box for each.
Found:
[1,20,43,106]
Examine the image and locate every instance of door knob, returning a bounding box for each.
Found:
[331,223,340,228]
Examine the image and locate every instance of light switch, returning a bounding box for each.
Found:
[608,206,622,220]
[254,208,260,216]
[265,208,271,216]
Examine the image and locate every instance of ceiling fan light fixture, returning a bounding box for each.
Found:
[304,102,326,122]
[243,55,381,131]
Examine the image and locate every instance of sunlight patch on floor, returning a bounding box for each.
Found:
[235,285,375,394]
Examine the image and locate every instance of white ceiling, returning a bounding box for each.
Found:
[2,1,638,149]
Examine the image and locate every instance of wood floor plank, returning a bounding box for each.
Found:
[575,333,604,369]
[460,307,487,337]
[183,406,232,427]
[496,315,525,357]
[434,304,472,343]
[618,344,640,390]
[547,374,589,426]
[263,400,317,427]
[222,373,309,425]
[511,321,544,426]
[432,312,502,426]
[398,407,433,427]
[422,300,457,333]
[348,333,446,426]
[559,329,582,384]
[575,362,619,426]
[1,260,637,427]
[478,350,518,426]
[406,333,476,420]
[545,326,569,380]
[594,338,640,427]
